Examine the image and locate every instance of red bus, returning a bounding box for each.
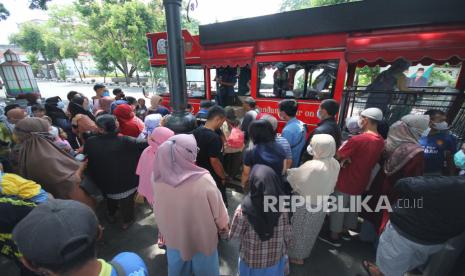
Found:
[146,0,465,132]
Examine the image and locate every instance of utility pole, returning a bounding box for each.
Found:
[162,0,196,133]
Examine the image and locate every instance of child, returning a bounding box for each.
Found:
[31,104,46,118]
[229,165,291,275]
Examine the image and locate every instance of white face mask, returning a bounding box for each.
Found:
[357,118,364,129]
[317,110,322,120]
[49,126,59,138]
[307,144,314,156]
[432,121,448,131]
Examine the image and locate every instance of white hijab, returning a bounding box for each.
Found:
[287,134,340,204]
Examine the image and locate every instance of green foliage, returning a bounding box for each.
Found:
[280,0,357,11]
[74,0,158,83]
[429,68,456,87]
[0,3,10,20]
[355,65,380,86]
[0,0,51,21]
[26,53,40,76]
[57,63,67,80]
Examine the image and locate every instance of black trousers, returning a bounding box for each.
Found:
[106,192,136,223]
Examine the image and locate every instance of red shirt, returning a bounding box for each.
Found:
[336,132,385,195]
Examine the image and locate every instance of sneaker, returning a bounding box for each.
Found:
[318,232,342,247]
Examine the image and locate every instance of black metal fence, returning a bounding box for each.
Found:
[339,87,465,142]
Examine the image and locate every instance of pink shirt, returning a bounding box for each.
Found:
[153,174,229,261]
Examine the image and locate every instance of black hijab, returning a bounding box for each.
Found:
[242,164,285,241]
[68,97,95,121]
[45,96,67,124]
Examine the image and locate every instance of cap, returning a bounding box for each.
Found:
[243,97,256,105]
[361,108,383,121]
[12,199,98,265]
[93,83,105,91]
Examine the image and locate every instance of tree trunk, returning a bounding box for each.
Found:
[136,70,140,85]
[114,68,118,78]
[72,58,83,81]
[80,61,87,79]
[41,52,52,79]
[122,62,130,85]
[103,73,107,83]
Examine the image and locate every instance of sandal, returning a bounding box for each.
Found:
[362,260,380,276]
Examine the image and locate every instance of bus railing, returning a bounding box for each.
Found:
[339,87,465,143]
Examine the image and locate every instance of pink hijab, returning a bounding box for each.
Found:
[153,134,208,188]
[136,127,174,205]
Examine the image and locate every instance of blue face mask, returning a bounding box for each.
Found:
[102,90,110,97]
[454,150,465,170]
[57,101,65,110]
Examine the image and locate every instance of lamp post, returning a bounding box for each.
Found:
[163,0,196,133]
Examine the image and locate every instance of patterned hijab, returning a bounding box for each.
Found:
[384,114,430,175]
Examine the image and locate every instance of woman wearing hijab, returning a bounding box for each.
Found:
[84,115,147,229]
[147,95,170,116]
[363,114,430,237]
[113,104,144,138]
[137,113,163,141]
[136,127,174,205]
[241,120,286,190]
[152,134,229,276]
[68,95,98,144]
[13,118,94,208]
[286,134,340,265]
[230,164,292,275]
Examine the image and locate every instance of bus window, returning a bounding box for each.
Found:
[152,66,206,98]
[153,67,169,96]
[186,66,206,98]
[210,66,250,96]
[257,60,339,100]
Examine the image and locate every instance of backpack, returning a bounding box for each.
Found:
[226,127,245,149]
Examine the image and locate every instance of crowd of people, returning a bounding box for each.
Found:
[1,82,465,276]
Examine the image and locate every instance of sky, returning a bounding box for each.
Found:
[0,0,283,44]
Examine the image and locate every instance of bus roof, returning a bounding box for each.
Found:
[199,0,465,46]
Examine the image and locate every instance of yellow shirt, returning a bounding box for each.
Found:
[98,259,113,276]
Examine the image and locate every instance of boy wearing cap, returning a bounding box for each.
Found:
[13,199,148,276]
[321,108,385,247]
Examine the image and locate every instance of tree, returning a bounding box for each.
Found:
[0,0,52,21]
[92,48,114,83]
[280,0,357,11]
[75,0,159,84]
[26,53,41,77]
[0,3,10,20]
[48,4,86,80]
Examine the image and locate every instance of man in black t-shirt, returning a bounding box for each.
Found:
[193,106,228,206]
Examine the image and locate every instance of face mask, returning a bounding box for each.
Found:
[422,128,431,137]
[57,101,65,110]
[317,110,322,120]
[357,118,364,129]
[36,99,42,104]
[49,126,59,138]
[454,150,465,170]
[432,121,448,131]
[102,90,110,97]
[307,144,314,156]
